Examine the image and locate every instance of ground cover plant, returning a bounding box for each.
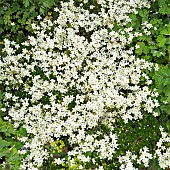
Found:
[0,0,170,169]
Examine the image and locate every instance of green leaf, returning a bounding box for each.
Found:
[8,154,20,162]
[153,65,170,93]
[163,78,170,86]
[158,0,166,6]
[0,90,3,100]
[149,45,157,50]
[40,7,45,14]
[137,35,147,41]
[15,141,23,150]
[160,29,169,35]
[167,23,170,34]
[129,13,137,21]
[154,65,170,80]
[0,148,10,158]
[19,127,27,136]
[23,0,31,8]
[159,5,170,14]
[157,35,166,47]
[163,86,170,102]
[159,65,170,77]
[152,50,163,57]
[154,108,161,116]
[0,90,2,111]
[43,1,51,8]
[143,55,151,61]
[139,9,148,18]
[166,122,170,132]
[23,11,30,19]
[0,138,10,148]
[0,118,17,136]
[135,42,145,55]
[143,46,150,54]
[7,148,20,162]
[160,105,170,114]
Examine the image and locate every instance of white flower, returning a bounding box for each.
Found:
[135,44,140,49]
[37,15,42,20]
[54,158,64,165]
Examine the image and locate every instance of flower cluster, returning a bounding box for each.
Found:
[137,146,152,167]
[155,127,170,169]
[0,0,164,169]
[118,151,138,170]
[118,147,153,169]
